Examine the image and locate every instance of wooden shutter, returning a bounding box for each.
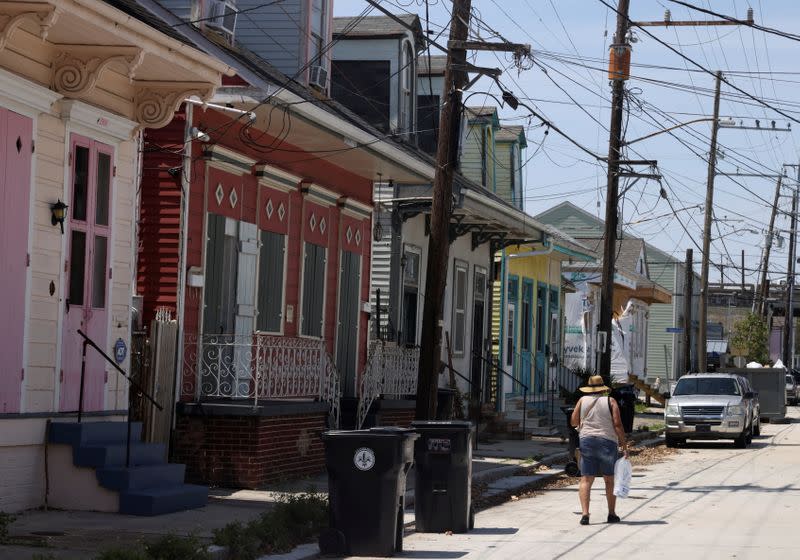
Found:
[302,243,325,337]
[257,230,285,333]
[235,221,258,335]
[203,213,226,335]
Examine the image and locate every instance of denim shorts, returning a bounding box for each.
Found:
[579,436,619,476]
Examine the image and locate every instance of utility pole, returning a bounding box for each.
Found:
[741,250,745,294]
[416,0,471,420]
[598,0,630,378]
[697,70,723,373]
[756,176,782,315]
[683,248,694,374]
[783,165,800,368]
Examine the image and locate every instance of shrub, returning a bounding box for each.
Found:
[95,548,149,560]
[144,534,210,560]
[0,511,16,544]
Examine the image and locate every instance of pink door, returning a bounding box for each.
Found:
[0,108,32,413]
[60,135,113,412]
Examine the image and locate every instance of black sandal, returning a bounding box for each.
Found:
[607,514,621,523]
[580,515,590,525]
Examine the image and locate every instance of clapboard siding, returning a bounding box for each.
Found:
[460,123,485,186]
[495,141,513,205]
[234,0,305,78]
[369,183,393,339]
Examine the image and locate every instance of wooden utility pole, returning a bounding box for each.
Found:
[416,0,471,420]
[598,0,631,377]
[697,70,723,373]
[741,250,745,293]
[683,248,693,374]
[756,176,782,315]
[783,165,800,368]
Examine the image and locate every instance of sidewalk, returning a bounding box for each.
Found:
[2,415,665,559]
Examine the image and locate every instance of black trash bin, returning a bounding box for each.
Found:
[319,427,419,557]
[436,388,456,420]
[611,384,636,434]
[410,420,474,533]
[560,406,581,477]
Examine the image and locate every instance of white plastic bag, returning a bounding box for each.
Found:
[613,457,632,498]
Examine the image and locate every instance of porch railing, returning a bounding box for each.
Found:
[182,333,341,428]
[356,341,420,429]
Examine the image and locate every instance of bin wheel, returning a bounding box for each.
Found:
[469,506,475,530]
[565,461,581,477]
[318,528,346,556]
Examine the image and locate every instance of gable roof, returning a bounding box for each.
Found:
[333,14,423,43]
[578,238,647,275]
[495,125,527,148]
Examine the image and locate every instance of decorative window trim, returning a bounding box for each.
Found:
[338,196,372,220]
[203,144,256,175]
[301,182,339,207]
[61,99,137,142]
[0,67,61,115]
[255,163,301,192]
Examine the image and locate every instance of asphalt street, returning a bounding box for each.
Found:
[362,408,800,560]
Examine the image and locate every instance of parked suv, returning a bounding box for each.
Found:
[664,373,755,448]
[786,374,799,406]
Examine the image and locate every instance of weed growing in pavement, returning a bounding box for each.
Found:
[94,548,149,560]
[0,511,15,544]
[94,534,210,560]
[212,491,328,560]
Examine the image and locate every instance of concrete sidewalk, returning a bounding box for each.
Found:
[2,416,665,559]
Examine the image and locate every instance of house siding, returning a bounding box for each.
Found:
[235,0,306,79]
[495,141,513,205]
[369,182,394,338]
[460,123,485,186]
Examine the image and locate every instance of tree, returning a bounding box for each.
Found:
[730,313,769,365]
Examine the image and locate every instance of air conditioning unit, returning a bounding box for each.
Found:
[205,0,238,40]
[309,65,328,91]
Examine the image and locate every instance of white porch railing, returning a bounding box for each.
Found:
[356,341,419,429]
[182,333,341,428]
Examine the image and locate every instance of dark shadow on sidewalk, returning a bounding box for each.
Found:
[467,527,519,535]
[399,551,468,558]
[620,520,667,526]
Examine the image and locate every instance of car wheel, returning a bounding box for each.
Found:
[665,435,679,448]
[754,419,761,437]
[746,429,753,444]
[734,432,747,448]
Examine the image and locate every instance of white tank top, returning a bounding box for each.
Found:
[578,396,618,444]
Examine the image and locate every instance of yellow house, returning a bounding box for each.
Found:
[492,234,596,411]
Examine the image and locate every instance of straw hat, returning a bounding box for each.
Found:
[579,375,610,394]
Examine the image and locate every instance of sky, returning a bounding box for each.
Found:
[332,0,800,287]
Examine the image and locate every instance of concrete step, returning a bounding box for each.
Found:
[49,421,143,446]
[119,484,208,516]
[73,442,167,468]
[96,464,186,492]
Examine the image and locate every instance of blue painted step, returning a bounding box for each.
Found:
[49,421,207,516]
[74,442,167,468]
[97,464,186,492]
[50,421,143,446]
[120,484,209,516]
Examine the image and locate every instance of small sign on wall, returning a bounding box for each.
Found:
[114,338,127,364]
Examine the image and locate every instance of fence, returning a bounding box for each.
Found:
[356,341,420,429]
[182,333,341,427]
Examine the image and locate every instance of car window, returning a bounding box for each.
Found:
[673,377,741,396]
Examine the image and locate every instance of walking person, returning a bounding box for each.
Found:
[570,375,628,525]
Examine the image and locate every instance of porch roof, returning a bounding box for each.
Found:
[562,263,672,306]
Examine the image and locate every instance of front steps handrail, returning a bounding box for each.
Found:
[76,329,162,467]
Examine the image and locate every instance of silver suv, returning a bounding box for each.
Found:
[664,373,755,448]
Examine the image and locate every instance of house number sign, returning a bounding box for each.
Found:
[114,338,127,364]
[353,447,376,471]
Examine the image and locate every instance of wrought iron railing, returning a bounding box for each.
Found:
[356,341,420,429]
[182,333,341,428]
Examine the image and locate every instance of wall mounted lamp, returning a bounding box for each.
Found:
[51,199,68,234]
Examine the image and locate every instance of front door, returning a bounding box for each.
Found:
[61,135,114,412]
[0,108,32,413]
[504,275,518,395]
[534,283,549,395]
[520,280,534,393]
[336,250,361,397]
[470,268,487,401]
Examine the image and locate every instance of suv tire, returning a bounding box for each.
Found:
[753,419,761,437]
[734,431,748,448]
[665,435,680,448]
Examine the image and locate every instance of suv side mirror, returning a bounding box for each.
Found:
[744,391,754,399]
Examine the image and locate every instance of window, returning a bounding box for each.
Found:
[401,245,421,345]
[302,242,326,337]
[416,94,440,153]
[257,230,286,333]
[452,261,468,354]
[203,214,239,335]
[536,286,547,352]
[505,305,515,367]
[310,0,326,66]
[400,42,414,133]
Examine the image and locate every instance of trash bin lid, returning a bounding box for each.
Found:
[368,426,416,434]
[411,420,473,430]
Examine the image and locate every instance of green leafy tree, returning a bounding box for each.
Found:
[730,313,769,364]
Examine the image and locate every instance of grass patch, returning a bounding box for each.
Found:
[634,401,649,414]
[212,492,328,560]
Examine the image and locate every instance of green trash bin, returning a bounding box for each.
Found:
[319,427,418,557]
[411,420,474,533]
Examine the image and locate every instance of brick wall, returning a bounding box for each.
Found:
[375,402,416,428]
[172,410,327,488]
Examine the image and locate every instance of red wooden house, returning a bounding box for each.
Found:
[134,1,434,488]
